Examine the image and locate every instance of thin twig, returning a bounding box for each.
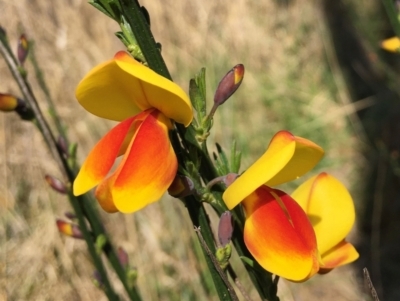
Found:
[0,39,68,179]
[227,265,253,301]
[0,31,142,301]
[194,226,239,301]
[363,268,381,301]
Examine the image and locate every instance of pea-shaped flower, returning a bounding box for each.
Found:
[223,130,358,281]
[223,131,324,281]
[73,51,192,213]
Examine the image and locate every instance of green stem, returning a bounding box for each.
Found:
[117,2,279,300]
[68,193,120,300]
[0,29,142,301]
[381,0,400,38]
[119,0,171,79]
[29,41,66,138]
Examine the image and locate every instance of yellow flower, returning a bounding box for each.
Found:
[73,51,192,213]
[223,131,358,281]
[223,130,323,281]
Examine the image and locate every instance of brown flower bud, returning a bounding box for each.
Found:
[64,212,76,220]
[45,174,68,194]
[57,136,69,158]
[56,219,84,239]
[218,211,234,247]
[214,64,244,106]
[168,175,195,198]
[118,247,129,268]
[222,173,239,187]
[17,34,29,65]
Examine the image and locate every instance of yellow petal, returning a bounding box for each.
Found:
[381,36,400,53]
[76,57,142,121]
[292,173,355,255]
[223,131,324,209]
[114,51,193,126]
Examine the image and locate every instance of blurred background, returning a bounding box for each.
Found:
[1,0,400,300]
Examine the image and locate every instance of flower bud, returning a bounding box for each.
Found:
[95,234,107,255]
[64,212,77,220]
[92,270,104,289]
[0,93,18,112]
[17,34,29,65]
[216,244,232,269]
[118,246,129,269]
[0,93,34,120]
[168,175,195,198]
[214,64,244,106]
[56,219,84,239]
[126,267,138,288]
[45,174,68,194]
[218,211,234,247]
[222,173,239,187]
[57,136,69,158]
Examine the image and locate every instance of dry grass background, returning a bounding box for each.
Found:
[0,0,377,300]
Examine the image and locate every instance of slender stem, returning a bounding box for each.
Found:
[0,40,67,178]
[119,0,171,79]
[68,193,120,300]
[227,265,253,301]
[363,267,381,301]
[29,41,66,138]
[194,227,239,301]
[117,2,278,300]
[381,0,400,38]
[120,1,238,299]
[0,30,142,301]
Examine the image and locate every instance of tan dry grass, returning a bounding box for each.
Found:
[1,0,366,300]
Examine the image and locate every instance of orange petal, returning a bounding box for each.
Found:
[319,240,359,272]
[95,178,119,213]
[223,131,324,209]
[95,110,178,213]
[242,186,319,281]
[73,112,150,196]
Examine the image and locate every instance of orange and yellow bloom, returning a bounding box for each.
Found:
[222,130,358,281]
[73,51,192,213]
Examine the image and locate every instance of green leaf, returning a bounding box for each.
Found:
[189,76,206,122]
[89,0,115,20]
[115,31,130,47]
[230,140,241,173]
[95,234,108,255]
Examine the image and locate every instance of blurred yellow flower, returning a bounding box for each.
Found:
[381,36,400,53]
